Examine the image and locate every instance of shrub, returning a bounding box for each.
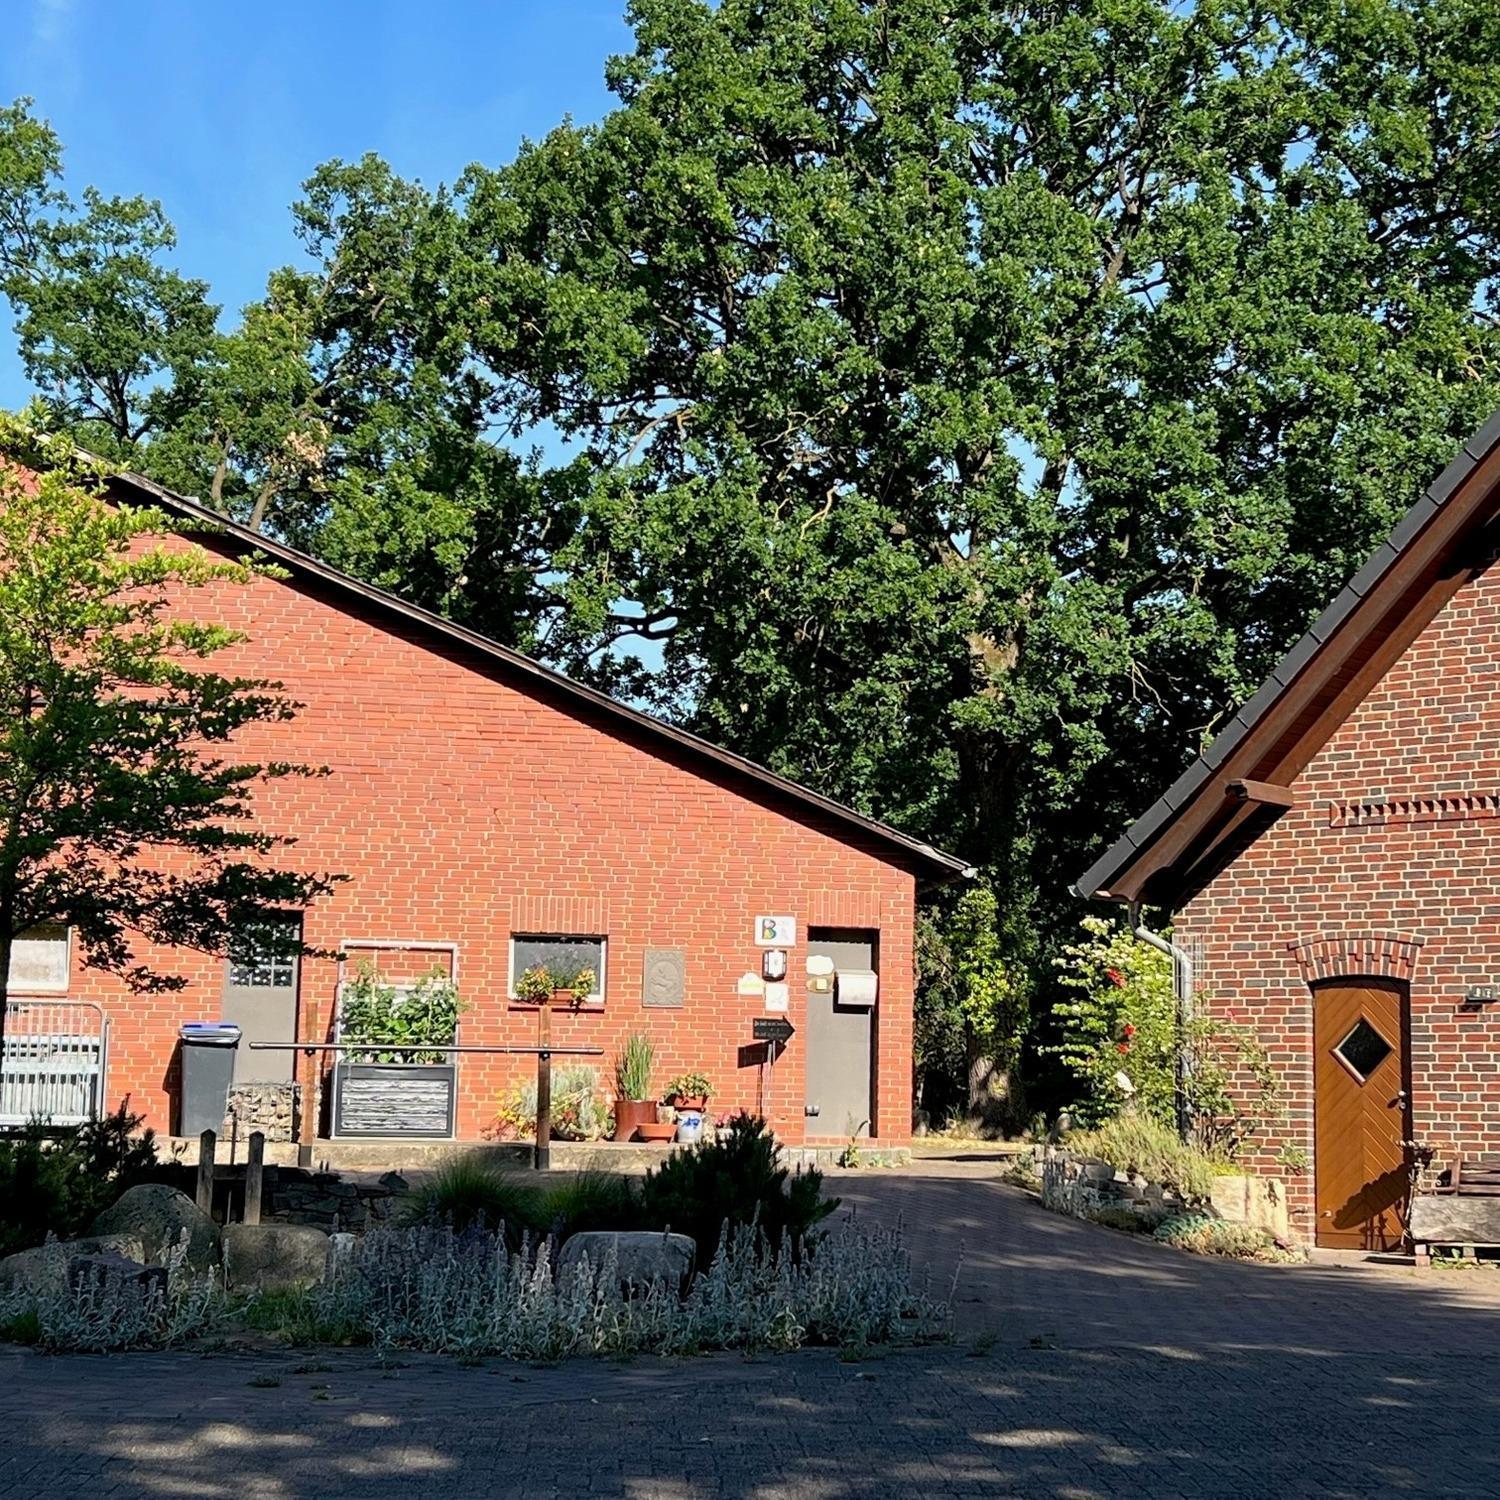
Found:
[665,1071,712,1102]
[273,1216,946,1359]
[0,1104,159,1257]
[1153,1212,1302,1263]
[1051,915,1283,1154]
[638,1113,836,1263]
[1067,1113,1234,1202]
[537,1169,639,1240]
[493,1066,611,1142]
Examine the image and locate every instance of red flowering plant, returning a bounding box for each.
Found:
[1051,917,1282,1156]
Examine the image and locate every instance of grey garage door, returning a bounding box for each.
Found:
[804,928,876,1139]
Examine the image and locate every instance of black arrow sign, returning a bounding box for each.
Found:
[752,1017,795,1043]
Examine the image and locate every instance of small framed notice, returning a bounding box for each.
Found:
[764,981,789,1012]
[754,915,796,947]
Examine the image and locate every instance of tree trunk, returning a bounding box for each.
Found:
[965,1028,1021,1135]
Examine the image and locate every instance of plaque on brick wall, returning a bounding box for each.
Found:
[642,948,686,1008]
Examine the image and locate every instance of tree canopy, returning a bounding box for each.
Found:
[3,0,1498,1113]
[0,422,338,1025]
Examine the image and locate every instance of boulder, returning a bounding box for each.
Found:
[222,1223,328,1292]
[0,1234,148,1293]
[67,1251,168,1302]
[90,1184,220,1271]
[557,1230,696,1294]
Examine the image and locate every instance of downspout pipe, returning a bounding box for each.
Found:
[1129,904,1194,1141]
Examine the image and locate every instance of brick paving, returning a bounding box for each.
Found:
[6,1164,1500,1498]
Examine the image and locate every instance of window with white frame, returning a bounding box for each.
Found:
[509,934,607,1003]
[7,925,71,993]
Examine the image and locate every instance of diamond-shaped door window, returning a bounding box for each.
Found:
[1334,1018,1393,1082]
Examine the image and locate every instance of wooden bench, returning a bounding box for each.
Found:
[1412,1156,1500,1265]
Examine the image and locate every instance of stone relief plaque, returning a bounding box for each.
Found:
[642,948,686,1008]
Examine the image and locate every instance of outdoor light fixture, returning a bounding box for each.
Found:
[762,948,787,981]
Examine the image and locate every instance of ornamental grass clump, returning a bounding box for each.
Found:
[279,1215,947,1360]
[1067,1113,1234,1202]
[1153,1211,1304,1264]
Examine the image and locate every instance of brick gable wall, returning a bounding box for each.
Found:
[16,541,918,1145]
[1178,548,1500,1238]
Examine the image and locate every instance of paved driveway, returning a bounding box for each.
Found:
[5,1162,1500,1499]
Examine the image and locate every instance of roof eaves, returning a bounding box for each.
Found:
[1073,410,1500,905]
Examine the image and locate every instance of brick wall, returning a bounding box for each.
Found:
[1178,550,1500,1238]
[14,532,919,1145]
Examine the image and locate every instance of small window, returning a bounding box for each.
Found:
[227,916,301,990]
[510,934,607,1003]
[8,925,70,993]
[1333,1018,1393,1083]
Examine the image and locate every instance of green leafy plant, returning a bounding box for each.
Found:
[339,962,464,1063]
[492,1066,611,1142]
[615,1034,655,1102]
[1067,1114,1236,1203]
[514,964,552,1004]
[665,1071,711,1104]
[0,1104,159,1256]
[1051,916,1283,1154]
[638,1113,837,1265]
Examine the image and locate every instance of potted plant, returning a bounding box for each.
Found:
[613,1032,656,1142]
[666,1071,712,1113]
[515,962,597,1007]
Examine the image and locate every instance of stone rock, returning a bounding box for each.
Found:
[378,1170,409,1194]
[0,1234,148,1292]
[557,1230,696,1294]
[67,1251,167,1301]
[90,1184,220,1271]
[222,1223,329,1292]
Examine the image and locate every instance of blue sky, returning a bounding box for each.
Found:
[0,0,634,408]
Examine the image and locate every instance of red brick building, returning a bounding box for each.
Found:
[1077,410,1500,1249]
[4,466,966,1152]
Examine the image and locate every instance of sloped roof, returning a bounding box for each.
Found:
[1075,407,1500,910]
[104,468,970,884]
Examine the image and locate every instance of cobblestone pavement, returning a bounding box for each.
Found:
[7,1162,1500,1499]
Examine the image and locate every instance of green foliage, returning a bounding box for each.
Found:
[665,1071,712,1102]
[638,1113,837,1264]
[916,883,1027,1122]
[0,427,337,1008]
[1067,1114,1235,1203]
[492,1066,612,1142]
[0,1104,160,1256]
[400,1154,547,1241]
[1153,1212,1302,1263]
[615,1033,655,1102]
[1051,916,1283,1151]
[338,962,464,1062]
[515,960,596,1002]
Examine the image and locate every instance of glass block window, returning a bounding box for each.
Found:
[7,925,70,992]
[1334,1018,1393,1082]
[510,935,606,1002]
[228,917,301,990]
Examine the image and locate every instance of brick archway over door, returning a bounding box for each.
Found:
[1287,932,1424,986]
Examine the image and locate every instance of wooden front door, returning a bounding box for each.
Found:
[1313,982,1411,1249]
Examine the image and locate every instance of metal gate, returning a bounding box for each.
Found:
[1,1000,109,1127]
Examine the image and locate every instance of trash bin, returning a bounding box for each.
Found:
[178,1022,241,1137]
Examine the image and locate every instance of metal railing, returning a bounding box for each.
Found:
[1,999,110,1127]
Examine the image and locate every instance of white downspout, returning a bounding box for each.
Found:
[1130,904,1194,1140]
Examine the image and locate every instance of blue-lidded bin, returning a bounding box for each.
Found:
[178,1022,241,1137]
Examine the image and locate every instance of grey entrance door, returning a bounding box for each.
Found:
[804,929,875,1138]
[221,917,301,1084]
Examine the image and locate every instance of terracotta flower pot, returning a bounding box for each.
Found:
[613,1098,656,1142]
[637,1120,677,1142]
[550,987,579,1007]
[672,1095,709,1113]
